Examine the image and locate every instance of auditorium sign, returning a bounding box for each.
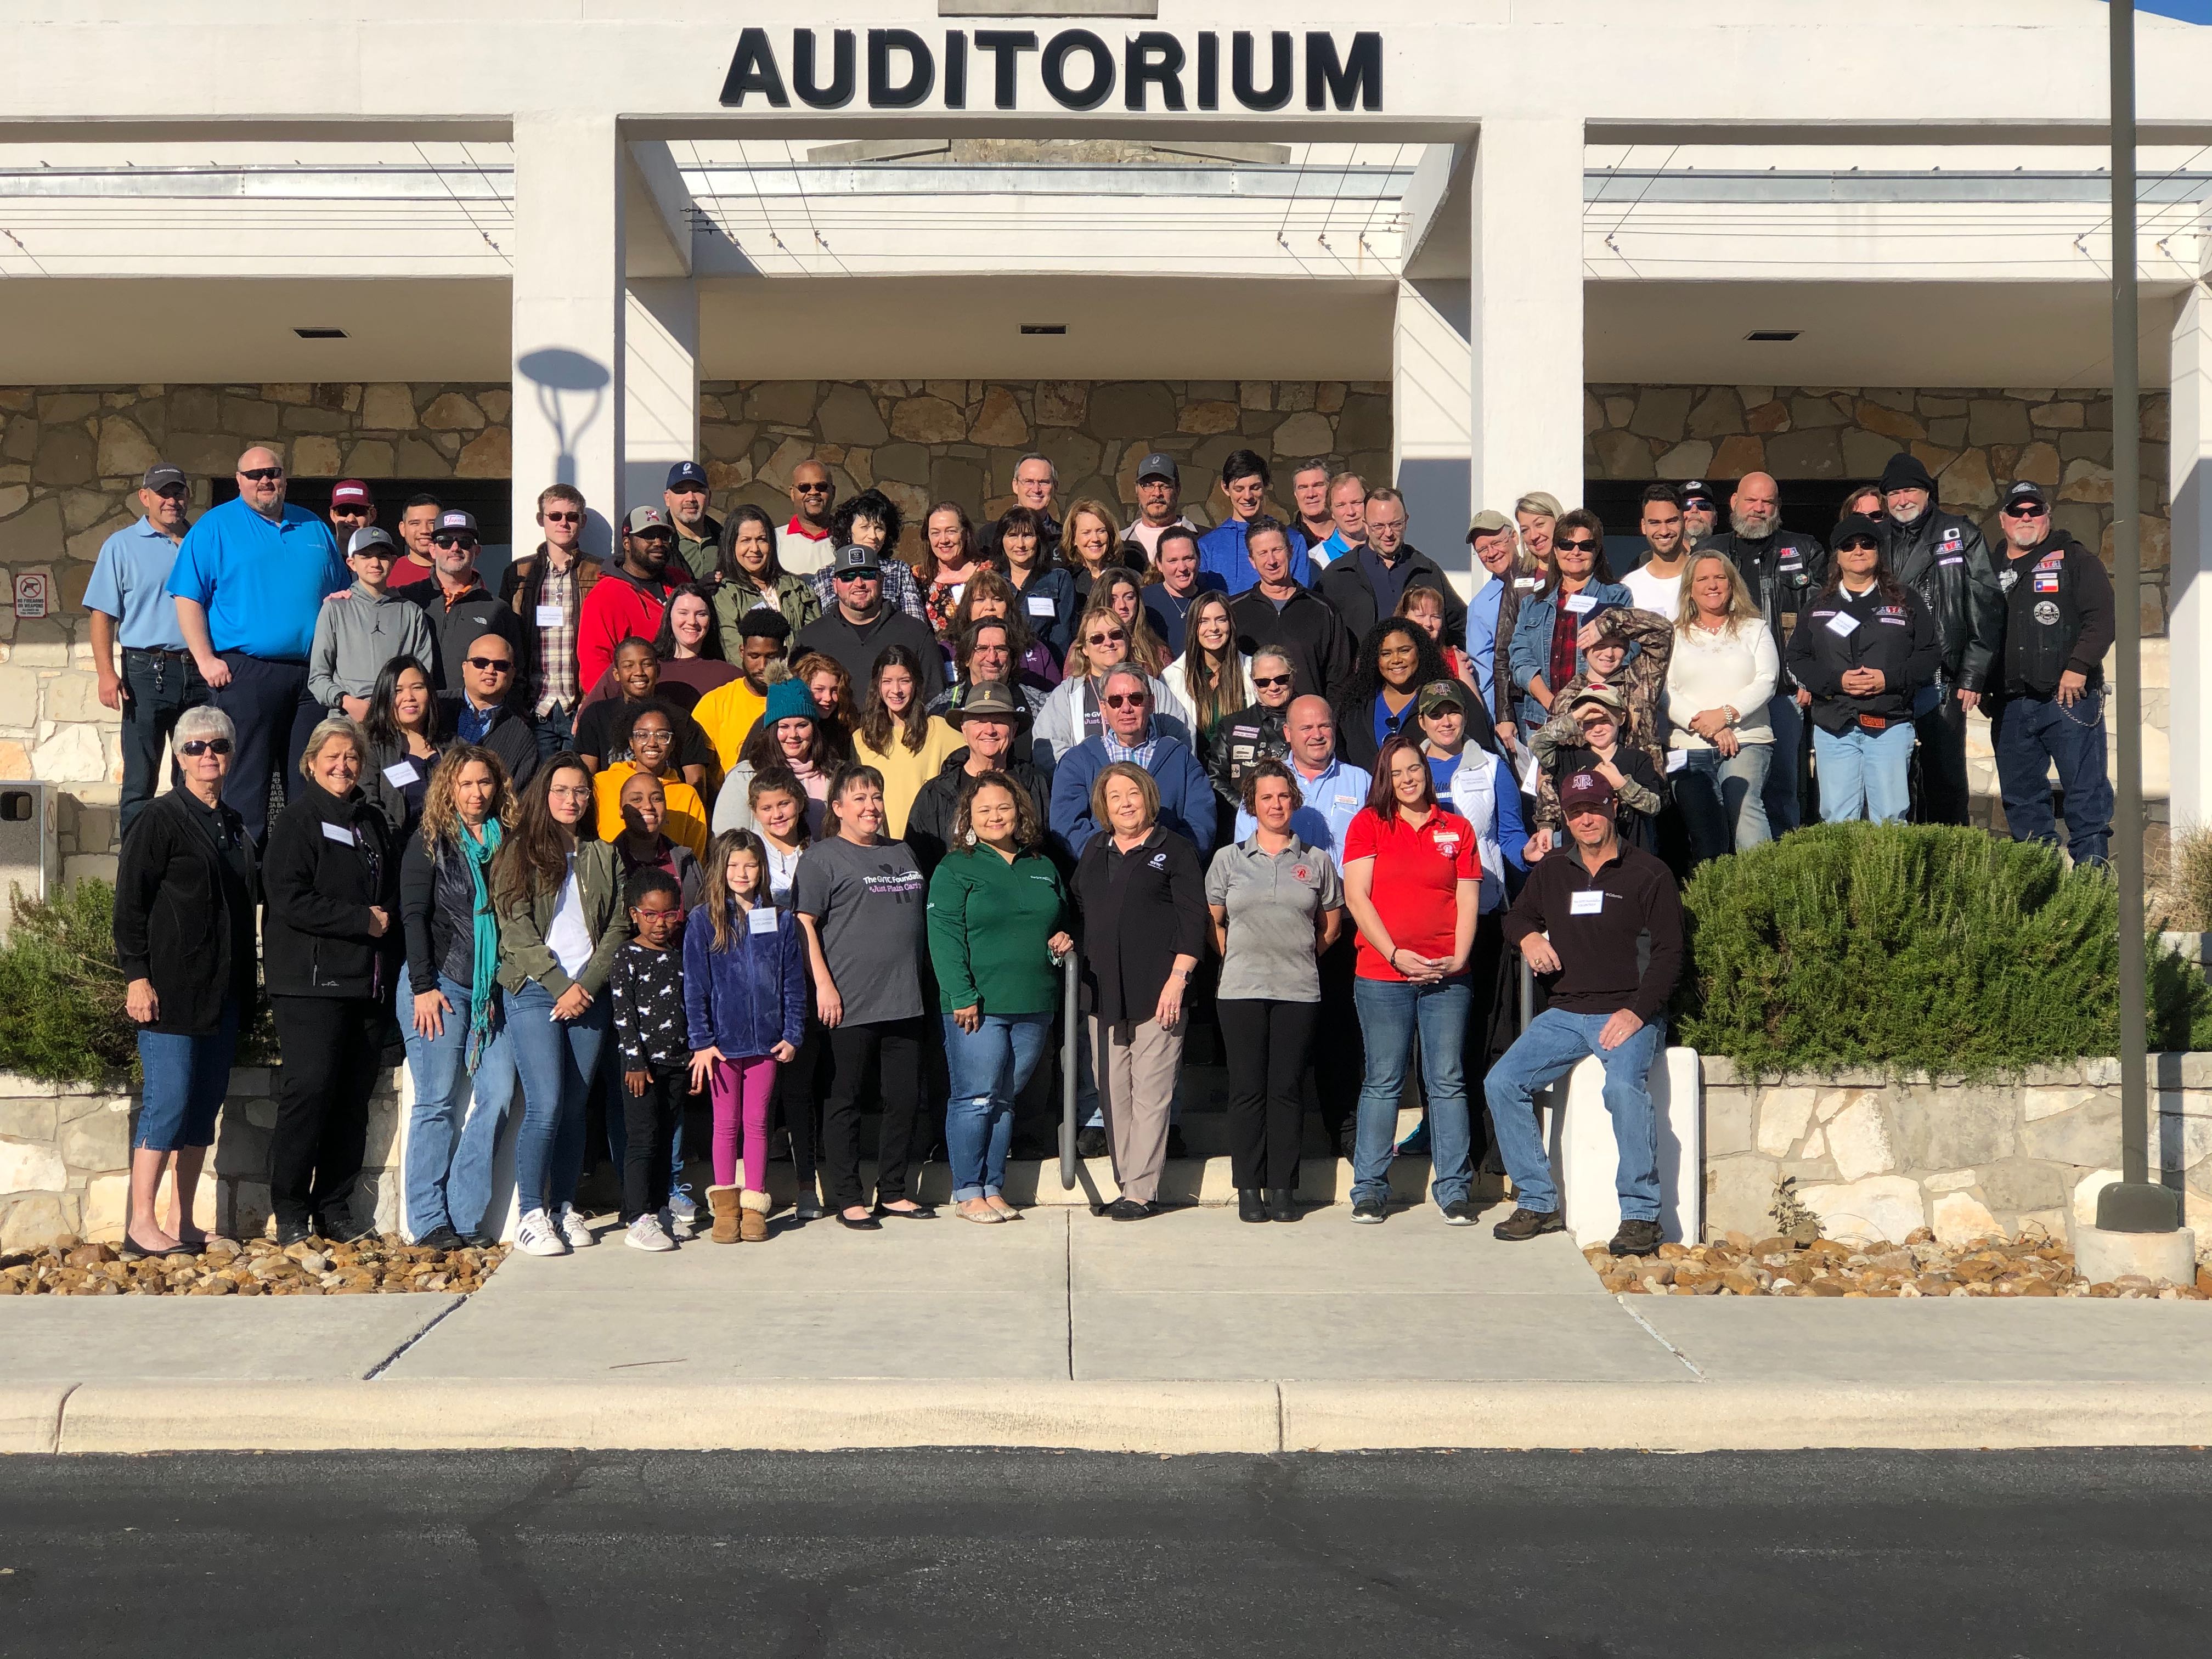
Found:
[719,27,1383,112]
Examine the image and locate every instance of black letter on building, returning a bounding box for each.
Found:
[1232,31,1293,112]
[1042,30,1114,111]
[719,28,789,107]
[1306,32,1381,111]
[793,29,856,109]
[1124,32,1187,112]
[1196,32,1220,111]
[945,31,968,109]
[868,29,935,109]
[974,31,1038,110]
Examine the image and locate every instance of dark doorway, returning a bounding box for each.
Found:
[1584,476,1858,568]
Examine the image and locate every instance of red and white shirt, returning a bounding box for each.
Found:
[1342,805,1481,981]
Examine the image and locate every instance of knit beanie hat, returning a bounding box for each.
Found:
[763,677,819,726]
[1878,452,1935,495]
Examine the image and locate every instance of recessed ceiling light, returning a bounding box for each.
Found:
[1745,329,1800,342]
[293,326,347,339]
[1019,323,1067,336]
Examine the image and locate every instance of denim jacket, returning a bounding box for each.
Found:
[681,900,807,1059]
[1507,578,1633,698]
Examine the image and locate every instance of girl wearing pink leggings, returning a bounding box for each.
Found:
[685,831,807,1243]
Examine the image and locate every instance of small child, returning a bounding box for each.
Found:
[308,526,438,722]
[608,866,693,1252]
[685,830,806,1243]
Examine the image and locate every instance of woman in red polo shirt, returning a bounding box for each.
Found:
[1340,734,1480,1226]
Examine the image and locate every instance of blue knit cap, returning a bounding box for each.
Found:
[763,676,819,726]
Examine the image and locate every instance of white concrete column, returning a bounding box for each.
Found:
[624,278,701,518]
[2169,281,2212,835]
[1469,118,1585,514]
[1393,277,1472,594]
[511,112,624,561]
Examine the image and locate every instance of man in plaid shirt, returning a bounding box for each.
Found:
[499,483,602,759]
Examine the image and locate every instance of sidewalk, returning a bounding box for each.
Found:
[7,1202,2212,1454]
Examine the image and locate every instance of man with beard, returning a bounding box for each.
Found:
[1875,452,2005,826]
[1695,472,1826,832]
[1679,480,1719,550]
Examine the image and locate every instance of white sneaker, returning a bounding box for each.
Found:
[625,1213,676,1252]
[515,1209,569,1257]
[556,1204,596,1248]
[667,1188,699,1231]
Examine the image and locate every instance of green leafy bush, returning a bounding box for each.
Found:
[1675,823,2212,1079]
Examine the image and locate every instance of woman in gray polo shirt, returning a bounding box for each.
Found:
[1205,758,1344,1223]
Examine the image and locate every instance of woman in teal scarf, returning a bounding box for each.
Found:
[397,743,521,1248]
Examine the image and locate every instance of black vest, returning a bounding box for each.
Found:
[1997,539,2088,698]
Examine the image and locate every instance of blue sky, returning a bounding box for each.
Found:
[2139,1,2212,21]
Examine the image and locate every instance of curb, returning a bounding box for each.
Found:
[8,1378,2212,1454]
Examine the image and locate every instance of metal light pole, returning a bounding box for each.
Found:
[2097,0,2178,1234]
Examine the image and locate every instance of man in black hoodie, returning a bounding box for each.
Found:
[1875,451,2005,826]
[1986,481,2117,865]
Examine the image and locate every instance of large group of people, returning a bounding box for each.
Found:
[97,436,2116,1261]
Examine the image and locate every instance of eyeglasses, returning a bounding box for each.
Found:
[433,534,478,550]
[630,727,674,745]
[465,656,512,673]
[1103,692,1149,709]
[543,510,582,524]
[2001,502,2049,519]
[1556,537,1601,552]
[1834,536,1880,554]
[239,467,284,483]
[178,738,233,757]
[1251,674,1292,690]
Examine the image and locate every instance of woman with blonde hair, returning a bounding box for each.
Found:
[1667,551,1780,863]
[1093,566,1170,676]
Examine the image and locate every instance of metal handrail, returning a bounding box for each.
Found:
[1059,947,1080,1191]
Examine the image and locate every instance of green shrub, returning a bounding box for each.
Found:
[1675,823,2212,1079]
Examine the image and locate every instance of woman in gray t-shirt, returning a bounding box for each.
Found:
[1205,759,1344,1223]
[793,764,935,1229]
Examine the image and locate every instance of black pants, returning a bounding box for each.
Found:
[621,1063,684,1223]
[1308,933,1364,1146]
[1219,998,1316,1190]
[1910,685,1972,827]
[118,648,208,838]
[1463,910,1517,1173]
[214,653,323,845]
[774,1015,827,1182]
[268,994,385,1231]
[820,1015,926,1210]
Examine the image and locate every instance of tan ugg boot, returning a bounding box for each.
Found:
[706,1184,741,1244]
[738,1188,771,1243]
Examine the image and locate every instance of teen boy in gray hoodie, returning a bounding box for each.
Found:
[309,526,439,721]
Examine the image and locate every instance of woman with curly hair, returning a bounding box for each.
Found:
[800,488,927,620]
[793,649,859,761]
[917,501,992,639]
[1334,616,1453,772]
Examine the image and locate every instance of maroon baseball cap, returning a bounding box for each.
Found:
[1559,771,1618,815]
[331,479,372,506]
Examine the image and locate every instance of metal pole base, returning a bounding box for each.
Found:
[2095,1180,2182,1233]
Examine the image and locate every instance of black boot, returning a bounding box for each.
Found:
[1237,1189,1267,1223]
[1265,1188,1297,1223]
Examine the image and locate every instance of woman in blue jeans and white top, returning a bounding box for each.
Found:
[1340,735,1480,1226]
[1785,514,1941,826]
[492,752,631,1256]
[1666,552,1778,864]
[925,772,1073,1224]
[397,743,518,1248]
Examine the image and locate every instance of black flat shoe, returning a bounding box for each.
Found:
[875,1203,938,1220]
[413,1224,466,1252]
[1238,1189,1267,1223]
[836,1211,882,1231]
[1265,1189,1299,1223]
[1107,1198,1155,1221]
[274,1218,313,1248]
[119,1233,190,1260]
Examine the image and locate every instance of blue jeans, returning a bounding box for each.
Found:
[118,648,208,838]
[1350,975,1472,1208]
[398,963,519,1240]
[1812,719,1915,824]
[1762,690,1804,834]
[1991,689,2112,866]
[508,979,610,1217]
[943,1011,1053,1200]
[1484,1008,1664,1221]
[134,1000,239,1152]
[1675,742,1773,865]
[531,704,575,761]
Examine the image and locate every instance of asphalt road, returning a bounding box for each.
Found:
[4,1448,2209,1657]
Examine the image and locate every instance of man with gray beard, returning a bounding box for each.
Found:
[1694,471,1825,832]
[1680,480,1719,549]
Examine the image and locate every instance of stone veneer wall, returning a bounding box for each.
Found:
[1584,383,2174,634]
[1702,1053,2212,1249]
[0,1061,406,1251]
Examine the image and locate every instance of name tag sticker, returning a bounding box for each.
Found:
[1025,596,1056,618]
[1825,612,1861,638]
[1666,748,1689,774]
[1570,890,1605,916]
[320,821,356,847]
[1938,555,1963,568]
[1513,577,1542,591]
[382,760,419,788]
[1564,594,1598,616]
[535,604,563,628]
[948,583,965,605]
[747,906,779,936]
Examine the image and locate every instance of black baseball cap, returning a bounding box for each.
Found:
[1831,512,1884,551]
[1680,479,1717,509]
[142,464,186,492]
[2001,481,2050,515]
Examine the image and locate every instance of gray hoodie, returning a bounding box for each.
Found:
[309,582,439,708]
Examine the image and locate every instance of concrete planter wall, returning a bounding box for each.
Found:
[1702,1054,2212,1248]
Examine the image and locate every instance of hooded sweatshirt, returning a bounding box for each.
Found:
[308,582,439,708]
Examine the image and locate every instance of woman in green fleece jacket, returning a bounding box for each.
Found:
[926,772,1073,1224]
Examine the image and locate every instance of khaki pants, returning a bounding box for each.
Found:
[1088,1014,1183,1204]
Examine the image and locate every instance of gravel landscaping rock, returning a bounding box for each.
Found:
[0,1231,507,1297]
[1587,1227,2212,1299]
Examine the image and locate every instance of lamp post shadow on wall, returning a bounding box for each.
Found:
[518,346,615,560]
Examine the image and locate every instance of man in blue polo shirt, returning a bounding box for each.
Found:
[86,462,210,837]
[167,445,346,843]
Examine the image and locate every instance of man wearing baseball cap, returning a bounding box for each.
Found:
[577,505,684,691]
[325,479,377,556]
[793,543,945,703]
[662,460,722,583]
[86,462,208,835]
[1121,451,1197,566]
[1487,769,1683,1257]
[1679,479,1719,549]
[1985,479,2116,866]
[1462,508,1523,729]
[403,506,522,695]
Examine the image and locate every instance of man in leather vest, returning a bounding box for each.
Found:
[1987,480,2116,866]
[1695,471,1825,832]
[1875,452,2005,826]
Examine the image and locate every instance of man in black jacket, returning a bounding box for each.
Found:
[402,509,524,693]
[794,543,945,701]
[1313,486,1468,645]
[1228,516,1355,703]
[436,630,540,790]
[905,684,1053,873]
[1876,451,2004,826]
[1987,481,2117,865]
[1696,470,1826,832]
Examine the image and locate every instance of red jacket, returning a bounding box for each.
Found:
[577,569,676,690]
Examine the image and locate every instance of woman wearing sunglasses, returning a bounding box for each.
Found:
[1029,598,1193,771]
[1507,506,1632,743]
[1786,513,1942,825]
[112,706,258,1257]
[1204,645,1296,810]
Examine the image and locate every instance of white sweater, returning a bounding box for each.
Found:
[1665,620,1779,748]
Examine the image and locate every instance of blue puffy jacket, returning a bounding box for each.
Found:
[1508,578,1634,699]
[682,901,807,1059]
[1049,733,1218,861]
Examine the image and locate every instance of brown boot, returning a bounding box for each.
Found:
[738,1189,771,1243]
[706,1185,741,1244]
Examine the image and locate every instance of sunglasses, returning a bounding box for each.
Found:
[1834,536,1880,553]
[1103,692,1149,709]
[433,534,478,550]
[833,569,878,582]
[1251,674,1292,690]
[795,481,833,493]
[2001,502,2049,518]
[178,738,233,757]
[153,485,189,501]
[1556,537,1601,552]
[465,656,512,673]
[1086,631,1126,646]
[331,503,370,516]
[543,510,582,524]
[239,467,284,483]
